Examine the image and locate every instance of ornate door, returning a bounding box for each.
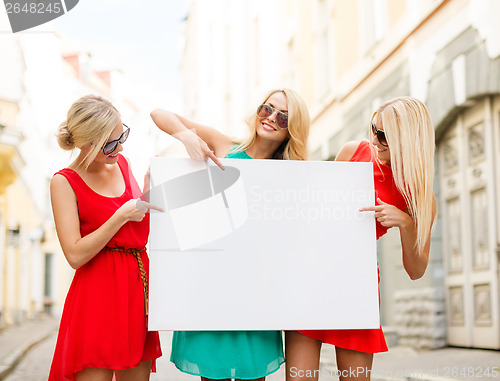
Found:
[439,97,500,349]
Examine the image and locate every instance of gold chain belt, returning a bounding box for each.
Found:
[104,246,148,316]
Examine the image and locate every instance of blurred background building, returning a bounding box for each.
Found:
[0,14,159,327]
[180,0,500,350]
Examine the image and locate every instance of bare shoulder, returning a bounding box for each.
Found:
[335,140,362,161]
[51,173,70,189]
[215,139,236,158]
[50,173,75,199]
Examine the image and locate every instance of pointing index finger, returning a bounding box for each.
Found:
[359,205,382,212]
[136,199,164,213]
[207,151,225,170]
[144,202,164,212]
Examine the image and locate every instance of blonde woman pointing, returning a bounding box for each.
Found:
[286,96,437,381]
[152,88,310,381]
[49,95,162,381]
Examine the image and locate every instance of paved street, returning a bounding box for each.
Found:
[3,330,287,381]
[2,324,499,381]
[4,333,57,381]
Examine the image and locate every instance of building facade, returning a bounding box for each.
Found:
[179,0,314,141]
[180,0,500,349]
[0,17,156,327]
[0,18,45,326]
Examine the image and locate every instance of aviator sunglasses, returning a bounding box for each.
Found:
[256,104,288,129]
[102,124,130,155]
[371,122,388,147]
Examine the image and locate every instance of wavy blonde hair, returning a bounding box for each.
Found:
[371,96,435,254]
[236,88,310,160]
[56,95,121,169]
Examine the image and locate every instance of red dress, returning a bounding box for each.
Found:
[48,155,162,380]
[299,141,407,353]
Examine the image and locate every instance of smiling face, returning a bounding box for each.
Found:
[255,91,290,144]
[371,115,391,164]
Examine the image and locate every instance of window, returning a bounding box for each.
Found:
[358,0,387,54]
[44,253,53,298]
[315,0,333,99]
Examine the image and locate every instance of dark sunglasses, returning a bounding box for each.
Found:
[256,104,288,129]
[371,123,388,147]
[102,124,130,155]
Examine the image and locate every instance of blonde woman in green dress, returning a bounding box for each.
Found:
[151,88,310,381]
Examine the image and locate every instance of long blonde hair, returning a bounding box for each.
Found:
[371,96,435,254]
[237,88,310,160]
[56,95,121,169]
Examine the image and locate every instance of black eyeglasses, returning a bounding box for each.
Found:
[371,123,388,147]
[256,104,288,129]
[102,124,130,155]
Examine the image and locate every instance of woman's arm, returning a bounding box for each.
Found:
[399,195,437,280]
[340,140,436,279]
[51,174,158,269]
[361,196,437,280]
[150,109,233,169]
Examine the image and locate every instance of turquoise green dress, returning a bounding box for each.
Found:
[170,147,284,380]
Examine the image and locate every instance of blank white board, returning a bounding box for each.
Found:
[148,158,379,331]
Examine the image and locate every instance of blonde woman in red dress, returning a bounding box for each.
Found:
[286,96,437,381]
[48,95,162,381]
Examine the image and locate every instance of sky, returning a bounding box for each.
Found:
[0,0,190,182]
[52,0,189,111]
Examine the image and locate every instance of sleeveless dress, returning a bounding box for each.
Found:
[48,154,162,380]
[299,141,407,353]
[170,147,285,380]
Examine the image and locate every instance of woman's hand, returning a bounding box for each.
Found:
[116,198,164,223]
[360,198,413,229]
[151,109,231,169]
[178,130,225,170]
[52,174,163,270]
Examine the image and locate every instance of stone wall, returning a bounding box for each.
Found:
[394,287,446,349]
